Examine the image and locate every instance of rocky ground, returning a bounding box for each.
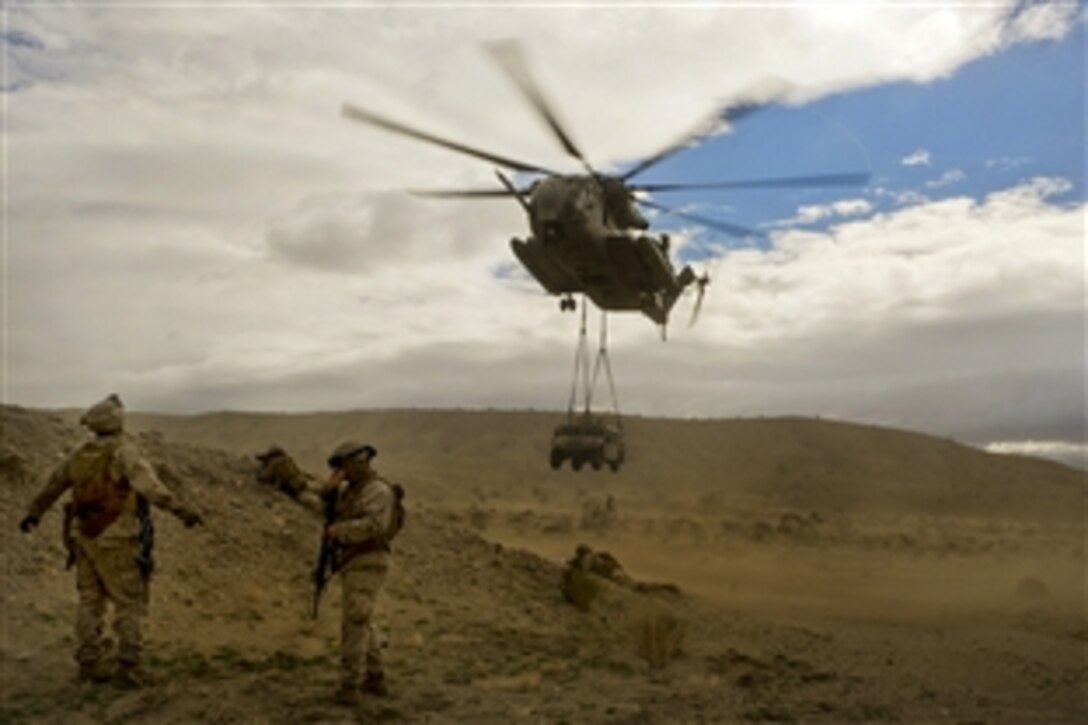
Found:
[1,405,1084,723]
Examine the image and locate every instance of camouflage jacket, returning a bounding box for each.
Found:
[327,470,395,568]
[257,454,309,496]
[26,434,195,541]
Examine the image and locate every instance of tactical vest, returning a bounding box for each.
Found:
[331,477,405,571]
[68,439,131,538]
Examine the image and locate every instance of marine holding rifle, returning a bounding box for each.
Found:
[317,441,404,707]
[18,394,203,688]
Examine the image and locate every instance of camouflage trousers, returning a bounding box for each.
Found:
[74,537,147,668]
[340,560,388,688]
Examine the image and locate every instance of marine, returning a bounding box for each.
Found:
[568,543,631,584]
[319,441,403,706]
[18,394,203,687]
[255,444,311,499]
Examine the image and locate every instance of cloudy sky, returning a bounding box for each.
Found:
[3,2,1085,467]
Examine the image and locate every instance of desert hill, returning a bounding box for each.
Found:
[1,404,1084,723]
[122,408,1082,521]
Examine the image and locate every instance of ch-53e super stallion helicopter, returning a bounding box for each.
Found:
[341,41,868,332]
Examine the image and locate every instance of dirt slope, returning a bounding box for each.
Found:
[2,405,1084,723]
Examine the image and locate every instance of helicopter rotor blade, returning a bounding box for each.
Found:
[621,97,772,182]
[632,171,870,193]
[494,170,533,214]
[341,102,557,175]
[636,197,759,240]
[409,187,524,198]
[484,40,596,176]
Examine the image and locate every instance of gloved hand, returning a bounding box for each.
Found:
[179,510,203,529]
[19,515,39,533]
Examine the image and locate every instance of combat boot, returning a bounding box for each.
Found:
[77,662,112,684]
[113,663,154,689]
[361,672,389,697]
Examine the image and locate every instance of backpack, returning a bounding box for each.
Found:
[385,480,406,543]
[67,439,130,538]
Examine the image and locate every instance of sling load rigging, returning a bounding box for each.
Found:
[549,297,626,472]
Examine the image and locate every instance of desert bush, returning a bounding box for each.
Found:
[467,505,490,530]
[150,646,215,679]
[540,514,574,534]
[579,496,616,530]
[560,567,600,611]
[1016,575,1049,599]
[631,609,686,669]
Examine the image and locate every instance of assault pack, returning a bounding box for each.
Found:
[386,480,406,543]
[62,438,155,582]
[68,439,129,538]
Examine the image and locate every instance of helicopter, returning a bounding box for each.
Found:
[341,41,868,331]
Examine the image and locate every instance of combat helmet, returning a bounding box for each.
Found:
[256,444,286,462]
[80,394,124,435]
[327,441,377,469]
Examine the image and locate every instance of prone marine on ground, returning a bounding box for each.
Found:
[18,394,204,688]
[316,441,405,707]
[254,444,320,510]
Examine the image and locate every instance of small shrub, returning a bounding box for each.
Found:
[1016,575,1049,599]
[632,610,685,670]
[467,505,489,530]
[155,646,214,679]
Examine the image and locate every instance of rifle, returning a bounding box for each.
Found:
[135,495,155,589]
[311,485,340,619]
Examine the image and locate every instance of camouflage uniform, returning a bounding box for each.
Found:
[571,544,630,583]
[324,442,396,701]
[255,446,311,499]
[562,544,631,590]
[19,395,201,685]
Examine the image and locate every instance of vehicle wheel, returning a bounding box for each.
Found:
[572,456,585,471]
[608,461,621,473]
[591,451,603,470]
[549,449,563,470]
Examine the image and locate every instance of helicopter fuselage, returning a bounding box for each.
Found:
[510,175,695,326]
[340,42,869,330]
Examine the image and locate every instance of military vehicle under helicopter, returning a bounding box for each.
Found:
[341,40,868,331]
[551,303,626,473]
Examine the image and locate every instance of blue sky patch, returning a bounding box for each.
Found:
[638,24,1084,246]
[2,29,45,51]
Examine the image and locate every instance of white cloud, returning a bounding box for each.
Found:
[265,191,522,273]
[985,155,1033,172]
[985,441,1087,470]
[901,149,932,166]
[926,168,967,188]
[775,198,875,227]
[1003,0,1084,43]
[697,177,1082,343]
[874,186,932,207]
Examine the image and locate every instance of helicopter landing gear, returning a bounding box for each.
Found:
[559,294,576,312]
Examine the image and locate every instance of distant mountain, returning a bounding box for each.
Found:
[111,408,1085,523]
